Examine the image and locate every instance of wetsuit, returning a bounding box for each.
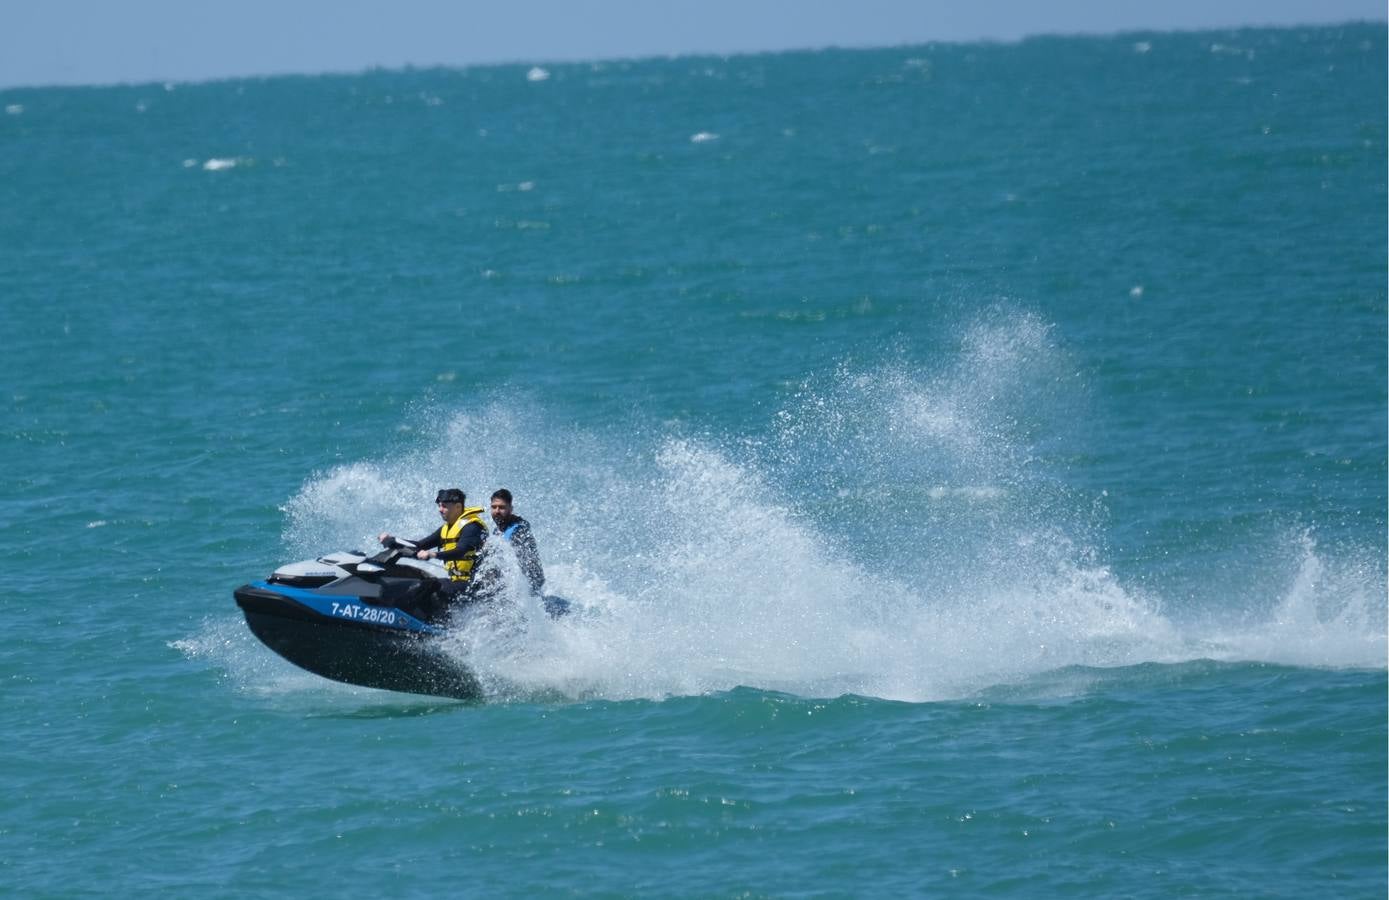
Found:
[494,514,546,596]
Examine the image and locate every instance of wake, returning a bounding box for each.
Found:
[185,311,1387,703]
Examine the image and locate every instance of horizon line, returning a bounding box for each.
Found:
[1,16,1382,93]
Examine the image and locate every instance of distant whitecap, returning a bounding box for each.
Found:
[203,158,238,171]
[1209,43,1252,59]
[690,131,719,143]
[527,67,551,82]
[1130,285,1145,298]
[1133,41,1152,54]
[4,104,22,115]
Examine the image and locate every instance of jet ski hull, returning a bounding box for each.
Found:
[234,582,482,700]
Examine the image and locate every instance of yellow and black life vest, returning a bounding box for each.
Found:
[439,506,487,582]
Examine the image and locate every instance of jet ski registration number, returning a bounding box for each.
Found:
[329,602,397,625]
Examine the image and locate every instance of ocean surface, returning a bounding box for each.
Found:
[2,23,1386,897]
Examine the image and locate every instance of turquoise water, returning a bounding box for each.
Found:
[3,23,1386,897]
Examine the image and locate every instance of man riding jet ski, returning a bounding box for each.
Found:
[233,488,563,700]
[378,488,489,614]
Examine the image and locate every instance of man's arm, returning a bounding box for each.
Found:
[513,524,546,593]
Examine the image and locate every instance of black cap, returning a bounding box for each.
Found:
[435,488,465,504]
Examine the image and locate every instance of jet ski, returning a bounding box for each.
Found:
[233,540,484,699]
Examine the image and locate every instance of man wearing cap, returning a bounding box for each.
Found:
[378,488,488,601]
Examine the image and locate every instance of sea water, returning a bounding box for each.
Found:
[1,24,1385,897]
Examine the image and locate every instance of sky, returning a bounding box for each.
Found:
[2,0,1385,89]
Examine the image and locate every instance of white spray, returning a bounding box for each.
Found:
[192,310,1386,702]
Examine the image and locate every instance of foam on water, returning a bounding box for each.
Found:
[195,310,1386,703]
[1203,530,1387,669]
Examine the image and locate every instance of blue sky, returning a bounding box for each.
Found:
[2,0,1384,89]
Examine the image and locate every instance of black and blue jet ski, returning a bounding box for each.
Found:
[233,541,484,699]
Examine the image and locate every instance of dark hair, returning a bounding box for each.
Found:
[491,488,513,504]
[435,488,466,504]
